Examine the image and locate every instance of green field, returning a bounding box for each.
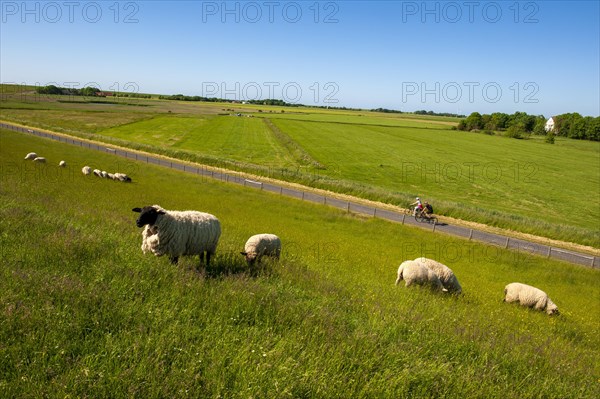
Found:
[1,89,599,248]
[1,129,599,397]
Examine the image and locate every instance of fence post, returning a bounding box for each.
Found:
[505,237,510,249]
[401,214,406,224]
[302,192,305,200]
[547,247,551,258]
[468,229,473,240]
[432,222,436,232]
[373,208,376,217]
[346,202,350,213]
[591,257,596,268]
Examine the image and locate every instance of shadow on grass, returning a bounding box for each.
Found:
[190,252,280,279]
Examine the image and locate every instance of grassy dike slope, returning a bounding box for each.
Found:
[1,129,599,398]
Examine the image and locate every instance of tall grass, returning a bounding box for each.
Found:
[1,129,599,398]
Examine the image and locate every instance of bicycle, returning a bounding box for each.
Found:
[414,208,438,224]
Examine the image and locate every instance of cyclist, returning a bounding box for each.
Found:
[422,201,434,219]
[410,197,423,216]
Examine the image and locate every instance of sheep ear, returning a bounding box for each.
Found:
[132,207,142,213]
[158,210,166,215]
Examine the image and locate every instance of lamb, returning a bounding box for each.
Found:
[82,166,91,175]
[24,152,37,160]
[32,157,46,163]
[132,204,221,267]
[503,282,559,315]
[59,160,66,167]
[395,260,443,291]
[414,257,462,294]
[240,234,281,265]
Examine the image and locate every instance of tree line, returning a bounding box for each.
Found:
[36,85,101,97]
[35,85,152,99]
[457,111,599,141]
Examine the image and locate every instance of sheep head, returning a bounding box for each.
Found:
[132,205,166,228]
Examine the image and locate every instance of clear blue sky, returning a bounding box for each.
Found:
[1,1,599,116]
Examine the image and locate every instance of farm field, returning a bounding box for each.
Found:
[1,128,599,398]
[1,88,599,248]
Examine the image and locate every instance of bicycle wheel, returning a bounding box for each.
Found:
[415,211,425,223]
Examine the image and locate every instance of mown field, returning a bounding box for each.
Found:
[1,128,599,398]
[1,87,599,249]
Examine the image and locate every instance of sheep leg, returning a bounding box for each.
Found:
[169,256,179,265]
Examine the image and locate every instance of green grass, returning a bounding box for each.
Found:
[1,128,599,398]
[1,89,599,248]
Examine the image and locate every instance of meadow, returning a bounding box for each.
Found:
[1,88,599,249]
[1,128,599,398]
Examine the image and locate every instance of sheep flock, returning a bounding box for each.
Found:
[23,150,561,318]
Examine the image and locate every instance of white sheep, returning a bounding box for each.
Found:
[113,173,132,182]
[240,234,281,265]
[414,257,462,294]
[395,260,443,291]
[32,157,46,163]
[82,166,91,175]
[101,171,108,178]
[132,205,221,267]
[504,282,559,315]
[93,169,102,177]
[59,160,66,167]
[24,152,37,160]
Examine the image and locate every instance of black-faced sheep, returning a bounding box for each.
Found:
[240,234,281,265]
[132,205,221,267]
[395,260,444,291]
[503,282,559,315]
[414,257,462,294]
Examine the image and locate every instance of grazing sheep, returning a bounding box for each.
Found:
[132,205,221,267]
[32,157,46,163]
[101,171,108,178]
[114,173,132,182]
[240,234,281,265]
[504,283,559,315]
[414,257,462,294]
[395,260,443,291]
[59,160,66,167]
[24,152,37,160]
[82,166,91,175]
[93,169,102,177]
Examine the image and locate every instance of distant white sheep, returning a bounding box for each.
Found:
[395,260,443,291]
[24,152,37,160]
[240,234,281,265]
[133,205,221,266]
[414,257,462,294]
[113,173,132,182]
[93,169,102,177]
[504,282,559,315]
[82,166,91,175]
[32,157,46,163]
[59,160,66,167]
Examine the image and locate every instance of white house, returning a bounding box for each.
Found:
[545,117,556,132]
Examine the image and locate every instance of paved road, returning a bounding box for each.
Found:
[2,122,598,269]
